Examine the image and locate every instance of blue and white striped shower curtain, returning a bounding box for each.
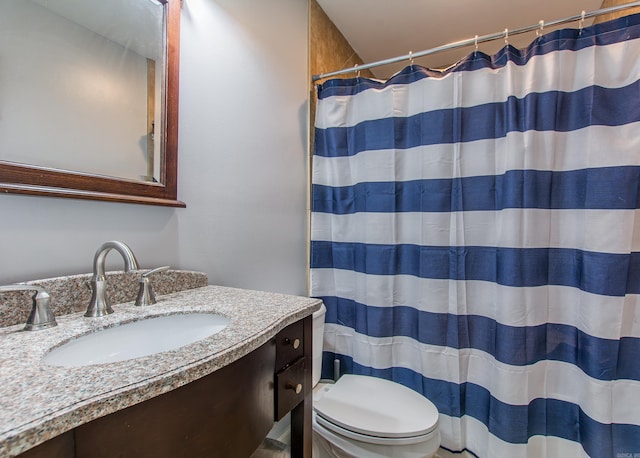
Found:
[310,14,640,458]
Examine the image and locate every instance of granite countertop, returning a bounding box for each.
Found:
[0,285,322,457]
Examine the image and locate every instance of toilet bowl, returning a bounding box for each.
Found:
[312,304,441,458]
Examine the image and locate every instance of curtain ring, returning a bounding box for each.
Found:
[354,64,360,79]
[474,35,479,55]
[504,28,509,45]
[536,20,544,38]
[579,10,586,35]
[408,51,414,68]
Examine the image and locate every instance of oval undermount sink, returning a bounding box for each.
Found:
[43,313,230,367]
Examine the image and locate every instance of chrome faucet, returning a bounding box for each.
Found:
[0,284,57,330]
[85,241,139,317]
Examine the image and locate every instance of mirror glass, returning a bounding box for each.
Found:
[0,0,164,183]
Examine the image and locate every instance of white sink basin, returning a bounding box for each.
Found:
[43,313,230,367]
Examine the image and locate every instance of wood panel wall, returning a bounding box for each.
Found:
[308,0,375,153]
[595,0,640,24]
[309,0,374,86]
[307,0,640,156]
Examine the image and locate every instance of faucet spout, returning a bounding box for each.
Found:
[85,241,139,317]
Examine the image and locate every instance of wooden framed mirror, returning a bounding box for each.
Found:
[0,0,184,207]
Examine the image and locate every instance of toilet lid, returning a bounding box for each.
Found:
[313,374,439,439]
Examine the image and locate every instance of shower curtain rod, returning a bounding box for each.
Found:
[311,1,640,82]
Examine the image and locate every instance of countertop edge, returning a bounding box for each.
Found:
[0,286,322,457]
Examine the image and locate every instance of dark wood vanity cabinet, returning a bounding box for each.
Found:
[19,315,313,458]
[279,316,313,457]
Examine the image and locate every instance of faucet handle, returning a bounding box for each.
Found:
[0,285,57,331]
[135,266,170,307]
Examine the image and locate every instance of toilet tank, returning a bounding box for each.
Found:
[312,303,326,387]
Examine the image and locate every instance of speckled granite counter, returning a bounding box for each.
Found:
[0,285,322,457]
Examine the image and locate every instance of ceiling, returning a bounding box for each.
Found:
[316,0,605,79]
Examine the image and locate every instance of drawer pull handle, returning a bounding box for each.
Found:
[284,338,301,350]
[287,383,303,394]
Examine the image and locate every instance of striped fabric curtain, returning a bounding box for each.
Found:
[310,14,640,458]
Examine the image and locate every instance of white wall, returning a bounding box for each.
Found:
[0,0,310,297]
[176,0,309,295]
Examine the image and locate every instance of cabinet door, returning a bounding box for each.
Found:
[17,431,74,458]
[74,341,275,458]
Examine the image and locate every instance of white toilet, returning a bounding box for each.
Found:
[312,304,441,458]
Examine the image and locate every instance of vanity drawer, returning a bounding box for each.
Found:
[275,356,307,420]
[275,319,304,370]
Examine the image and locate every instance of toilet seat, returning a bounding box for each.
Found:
[314,412,438,446]
[313,374,439,446]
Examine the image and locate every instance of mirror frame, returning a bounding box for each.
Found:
[0,0,184,207]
